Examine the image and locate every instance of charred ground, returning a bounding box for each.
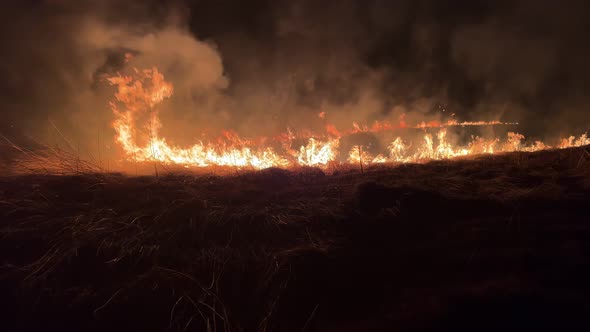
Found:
[1,147,590,331]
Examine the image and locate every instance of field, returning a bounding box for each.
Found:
[2,146,590,331]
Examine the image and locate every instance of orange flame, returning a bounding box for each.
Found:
[107,68,589,170]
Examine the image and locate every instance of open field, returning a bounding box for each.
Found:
[2,146,590,331]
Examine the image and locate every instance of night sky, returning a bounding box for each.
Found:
[1,0,589,147]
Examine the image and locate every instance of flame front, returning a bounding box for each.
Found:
[108,68,589,170]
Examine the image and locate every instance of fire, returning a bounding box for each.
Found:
[296,138,340,167]
[348,145,373,164]
[107,67,589,170]
[107,68,291,169]
[559,134,590,148]
[387,138,411,163]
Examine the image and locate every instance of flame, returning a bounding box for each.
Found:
[107,68,294,169]
[107,67,589,171]
[296,138,340,167]
[559,134,590,148]
[388,137,411,163]
[348,145,374,164]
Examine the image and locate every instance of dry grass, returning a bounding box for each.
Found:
[2,135,102,175]
[1,146,590,331]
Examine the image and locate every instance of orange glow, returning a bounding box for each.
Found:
[107,67,589,170]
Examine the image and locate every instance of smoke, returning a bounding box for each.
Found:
[1,0,589,161]
[447,0,590,138]
[0,1,229,158]
[78,18,230,146]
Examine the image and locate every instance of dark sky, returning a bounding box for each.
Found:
[1,0,589,147]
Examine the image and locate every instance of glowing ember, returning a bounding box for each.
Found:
[107,68,589,170]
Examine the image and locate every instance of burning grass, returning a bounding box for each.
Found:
[104,66,590,171]
[1,146,590,331]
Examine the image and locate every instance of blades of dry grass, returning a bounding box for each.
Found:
[3,137,102,175]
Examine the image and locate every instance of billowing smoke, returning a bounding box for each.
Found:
[1,0,589,162]
[0,1,230,160]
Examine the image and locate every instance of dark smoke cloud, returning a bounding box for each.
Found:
[1,0,589,157]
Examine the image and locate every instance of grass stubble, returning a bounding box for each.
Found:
[1,141,590,331]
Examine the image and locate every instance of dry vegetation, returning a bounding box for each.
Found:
[1,146,590,331]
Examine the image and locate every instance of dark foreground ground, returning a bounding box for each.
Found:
[2,147,590,331]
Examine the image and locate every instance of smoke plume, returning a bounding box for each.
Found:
[1,0,589,161]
